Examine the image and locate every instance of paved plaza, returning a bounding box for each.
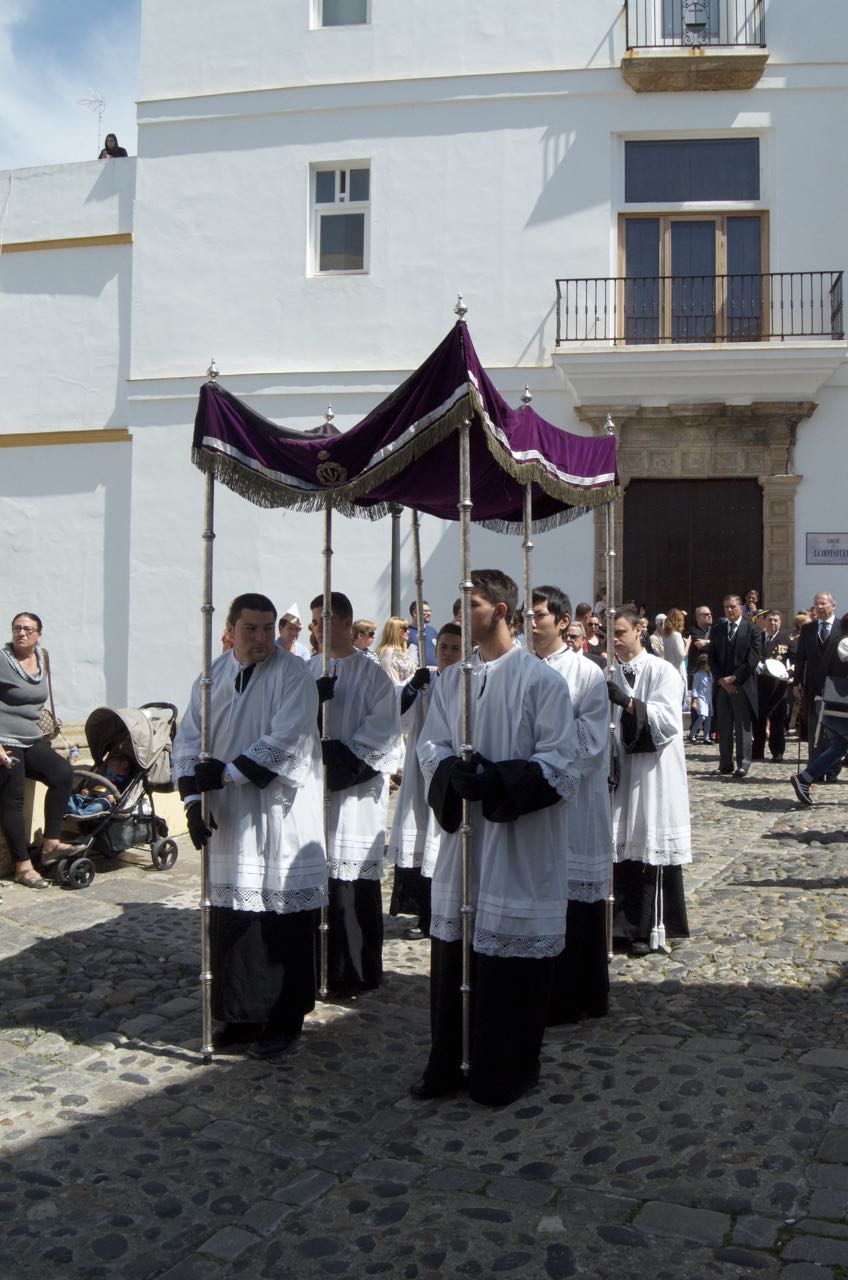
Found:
[0,743,846,1279]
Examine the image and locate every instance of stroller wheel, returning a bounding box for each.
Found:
[67,856,95,890]
[151,837,178,871]
[54,857,71,884]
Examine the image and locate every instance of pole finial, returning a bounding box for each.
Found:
[604,412,616,436]
[206,359,219,382]
[520,384,533,409]
[324,403,335,426]
[454,292,468,320]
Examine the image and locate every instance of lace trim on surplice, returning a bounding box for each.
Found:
[538,761,579,804]
[567,878,609,904]
[329,858,382,882]
[209,884,326,914]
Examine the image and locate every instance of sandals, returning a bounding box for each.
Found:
[14,871,51,890]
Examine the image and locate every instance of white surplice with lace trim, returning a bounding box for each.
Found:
[417,644,580,959]
[610,650,692,866]
[386,676,437,869]
[308,652,401,882]
[172,647,327,914]
[541,646,613,903]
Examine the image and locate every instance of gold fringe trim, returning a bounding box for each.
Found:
[192,381,618,523]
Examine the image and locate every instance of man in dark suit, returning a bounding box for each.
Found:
[708,594,761,778]
[793,591,842,780]
[752,610,790,762]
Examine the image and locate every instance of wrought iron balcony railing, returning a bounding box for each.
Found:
[626,0,765,49]
[555,272,845,346]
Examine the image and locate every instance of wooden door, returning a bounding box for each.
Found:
[622,478,763,618]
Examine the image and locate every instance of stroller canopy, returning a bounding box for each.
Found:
[84,707,174,787]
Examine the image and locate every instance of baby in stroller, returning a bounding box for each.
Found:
[66,750,133,815]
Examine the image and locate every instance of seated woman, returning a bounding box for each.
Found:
[0,613,75,888]
[376,616,418,686]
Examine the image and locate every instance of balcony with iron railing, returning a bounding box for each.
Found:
[621,0,768,91]
[551,271,847,408]
[555,272,844,347]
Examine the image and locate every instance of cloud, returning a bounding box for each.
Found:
[0,0,140,171]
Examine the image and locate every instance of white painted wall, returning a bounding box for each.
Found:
[139,0,625,102]
[0,440,132,715]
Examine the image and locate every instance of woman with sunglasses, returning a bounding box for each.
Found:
[352,618,380,662]
[377,616,418,685]
[0,613,76,888]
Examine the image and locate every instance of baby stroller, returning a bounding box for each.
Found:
[51,702,179,890]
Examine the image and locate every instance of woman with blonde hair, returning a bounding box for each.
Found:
[662,608,691,704]
[377,616,418,685]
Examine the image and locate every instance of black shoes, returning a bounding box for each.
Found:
[409,1074,466,1100]
[715,767,734,775]
[790,774,813,806]
[212,1023,261,1052]
[245,1032,298,1060]
[733,767,749,779]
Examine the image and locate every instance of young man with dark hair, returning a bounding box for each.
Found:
[708,593,761,778]
[532,584,612,1023]
[414,570,579,1106]
[608,606,692,956]
[309,591,399,992]
[173,592,327,1059]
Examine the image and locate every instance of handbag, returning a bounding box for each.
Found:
[36,648,62,742]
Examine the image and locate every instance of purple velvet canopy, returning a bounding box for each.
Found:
[191,322,618,531]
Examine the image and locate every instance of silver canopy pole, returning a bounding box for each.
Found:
[522,484,534,651]
[458,416,474,1076]
[198,359,218,1064]
[319,492,333,1000]
[519,386,534,651]
[603,412,617,961]
[411,509,429,706]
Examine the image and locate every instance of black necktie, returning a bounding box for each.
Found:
[623,665,637,688]
[819,622,830,649]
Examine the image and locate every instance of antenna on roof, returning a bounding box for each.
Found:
[78,89,106,154]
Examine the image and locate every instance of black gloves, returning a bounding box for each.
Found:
[427,755,561,829]
[195,758,227,791]
[607,681,631,710]
[450,753,491,802]
[409,667,431,691]
[315,674,337,704]
[186,803,217,850]
[321,739,380,791]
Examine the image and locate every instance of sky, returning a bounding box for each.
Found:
[0,0,141,171]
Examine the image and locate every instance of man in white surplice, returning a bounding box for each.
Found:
[173,593,326,1060]
[309,591,399,993]
[414,569,580,1107]
[608,606,692,957]
[531,585,612,1025]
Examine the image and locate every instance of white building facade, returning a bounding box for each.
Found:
[1,0,846,717]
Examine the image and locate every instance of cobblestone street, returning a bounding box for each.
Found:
[1,743,846,1279]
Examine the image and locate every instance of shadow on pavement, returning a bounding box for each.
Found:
[1,899,847,1278]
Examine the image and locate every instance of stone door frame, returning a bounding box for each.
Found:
[576,401,815,623]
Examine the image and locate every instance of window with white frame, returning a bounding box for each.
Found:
[315,0,370,28]
[312,165,370,274]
